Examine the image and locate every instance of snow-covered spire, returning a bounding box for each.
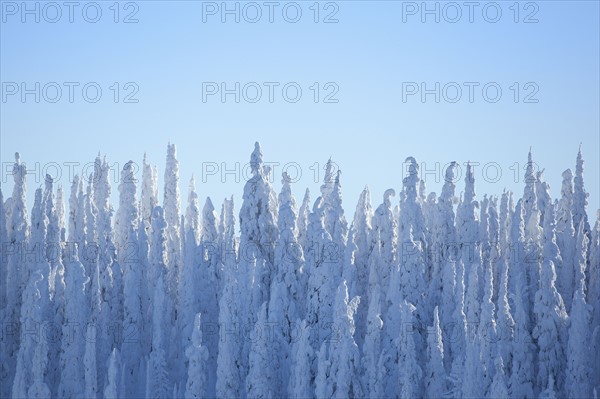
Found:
[288,319,314,398]
[425,306,447,398]
[185,176,201,244]
[523,149,538,224]
[534,220,569,396]
[297,188,311,250]
[566,221,592,399]
[250,141,263,176]
[141,153,158,230]
[510,262,535,399]
[185,313,209,399]
[346,186,373,347]
[320,158,335,200]
[398,300,423,398]
[4,152,29,399]
[490,356,509,398]
[115,160,139,258]
[58,236,89,399]
[328,280,363,398]
[573,146,590,235]
[370,188,396,296]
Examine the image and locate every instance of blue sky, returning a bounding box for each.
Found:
[1,0,599,219]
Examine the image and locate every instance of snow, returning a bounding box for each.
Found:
[0,144,598,399]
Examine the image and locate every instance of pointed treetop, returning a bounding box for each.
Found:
[204,196,214,212]
[167,142,177,158]
[464,162,476,202]
[250,142,263,176]
[282,171,292,185]
[383,188,396,208]
[444,161,457,183]
[303,188,310,201]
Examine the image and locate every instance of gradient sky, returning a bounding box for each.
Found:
[1,0,599,221]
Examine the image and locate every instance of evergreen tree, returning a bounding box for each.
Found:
[329,281,363,398]
[509,274,535,399]
[163,143,182,303]
[489,356,509,398]
[185,313,209,399]
[288,319,314,399]
[216,197,242,399]
[556,169,576,311]
[3,153,29,399]
[58,243,89,398]
[533,242,569,395]
[246,302,276,399]
[573,146,590,236]
[565,223,592,399]
[104,348,121,399]
[346,187,372,348]
[425,306,447,398]
[398,300,423,399]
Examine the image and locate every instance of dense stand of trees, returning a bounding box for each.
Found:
[0,143,598,399]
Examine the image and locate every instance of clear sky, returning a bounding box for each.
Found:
[1,0,599,221]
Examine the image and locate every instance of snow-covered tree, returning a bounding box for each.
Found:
[140,153,159,231]
[104,348,121,399]
[92,155,120,392]
[314,341,333,399]
[0,187,7,312]
[588,211,600,393]
[573,146,590,236]
[398,300,423,399]
[147,275,171,399]
[185,313,209,399]
[478,224,498,396]
[216,196,242,399]
[536,170,551,225]
[424,306,447,398]
[362,263,384,399]
[84,332,99,399]
[288,319,315,399]
[117,161,145,399]
[306,196,336,349]
[533,237,569,396]
[346,187,372,348]
[523,151,543,305]
[556,169,576,311]
[395,157,427,310]
[509,274,535,399]
[297,188,311,252]
[246,302,276,399]
[462,261,484,399]
[328,281,363,398]
[489,356,509,398]
[28,331,51,399]
[3,153,29,399]
[267,171,305,396]
[435,163,459,368]
[370,188,396,304]
[179,177,202,386]
[565,222,592,399]
[58,243,89,398]
[163,143,182,303]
